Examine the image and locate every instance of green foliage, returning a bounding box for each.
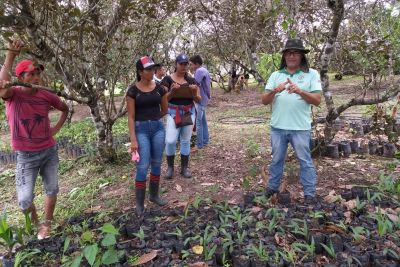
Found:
[309,211,325,220]
[292,239,315,258]
[257,53,281,84]
[288,219,309,241]
[377,172,400,199]
[245,139,260,158]
[352,197,366,214]
[132,227,146,241]
[247,240,269,261]
[14,248,41,267]
[0,211,26,257]
[368,209,393,237]
[57,119,96,145]
[350,226,369,242]
[56,117,128,146]
[0,100,6,131]
[321,241,336,258]
[166,227,183,238]
[83,244,98,266]
[70,222,121,266]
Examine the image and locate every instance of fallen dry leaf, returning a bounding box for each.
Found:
[176,184,182,192]
[387,213,399,223]
[274,233,292,249]
[171,252,180,260]
[316,255,330,265]
[270,194,278,205]
[164,216,178,222]
[200,182,215,186]
[384,240,400,254]
[343,199,357,210]
[251,206,262,213]
[84,205,102,213]
[344,211,352,224]
[188,263,208,267]
[228,198,239,204]
[323,224,347,234]
[324,190,340,203]
[192,245,203,255]
[132,250,158,265]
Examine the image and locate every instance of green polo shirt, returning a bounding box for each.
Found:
[265,68,322,130]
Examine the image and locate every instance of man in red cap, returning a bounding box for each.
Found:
[0,40,69,239]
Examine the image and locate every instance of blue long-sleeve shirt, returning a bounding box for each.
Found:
[194,66,211,106]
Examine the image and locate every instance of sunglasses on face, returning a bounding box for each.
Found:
[178,62,189,66]
[284,51,302,56]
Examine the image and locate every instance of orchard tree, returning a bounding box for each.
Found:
[0,0,179,162]
[319,0,400,141]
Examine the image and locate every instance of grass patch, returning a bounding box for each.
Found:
[0,148,134,228]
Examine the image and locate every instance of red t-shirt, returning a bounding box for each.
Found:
[5,87,64,151]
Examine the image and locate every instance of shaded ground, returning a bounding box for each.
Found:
[1,79,400,266]
[0,80,399,223]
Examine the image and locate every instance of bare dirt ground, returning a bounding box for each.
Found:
[71,84,398,211]
[1,81,399,221]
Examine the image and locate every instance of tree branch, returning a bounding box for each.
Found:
[4,81,88,103]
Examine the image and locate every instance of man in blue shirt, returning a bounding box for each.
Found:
[261,38,322,204]
[190,55,211,150]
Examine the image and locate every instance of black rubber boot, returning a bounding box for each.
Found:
[180,154,192,178]
[149,180,167,206]
[265,187,278,198]
[165,155,174,179]
[135,187,146,216]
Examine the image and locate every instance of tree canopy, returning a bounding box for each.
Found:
[1,0,399,161]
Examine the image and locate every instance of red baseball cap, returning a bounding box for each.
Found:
[15,60,44,77]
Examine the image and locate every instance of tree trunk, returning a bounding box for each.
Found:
[66,100,74,124]
[89,102,116,162]
[320,0,344,142]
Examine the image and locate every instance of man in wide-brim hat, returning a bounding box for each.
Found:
[261,38,322,204]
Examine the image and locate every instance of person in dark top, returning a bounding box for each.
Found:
[126,55,168,215]
[153,63,166,85]
[160,53,201,179]
[244,71,250,89]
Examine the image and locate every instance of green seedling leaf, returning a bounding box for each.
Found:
[83,244,98,266]
[101,248,119,265]
[24,213,33,235]
[71,255,83,267]
[63,237,71,254]
[101,233,117,247]
[101,223,119,235]
[282,20,289,30]
[81,231,94,243]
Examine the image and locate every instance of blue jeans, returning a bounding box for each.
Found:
[135,120,165,182]
[165,106,195,156]
[268,127,317,197]
[16,146,59,210]
[195,104,209,148]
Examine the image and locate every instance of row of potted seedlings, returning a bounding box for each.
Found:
[311,138,398,159]
[15,185,399,266]
[0,135,131,164]
[0,151,17,165]
[332,117,400,136]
